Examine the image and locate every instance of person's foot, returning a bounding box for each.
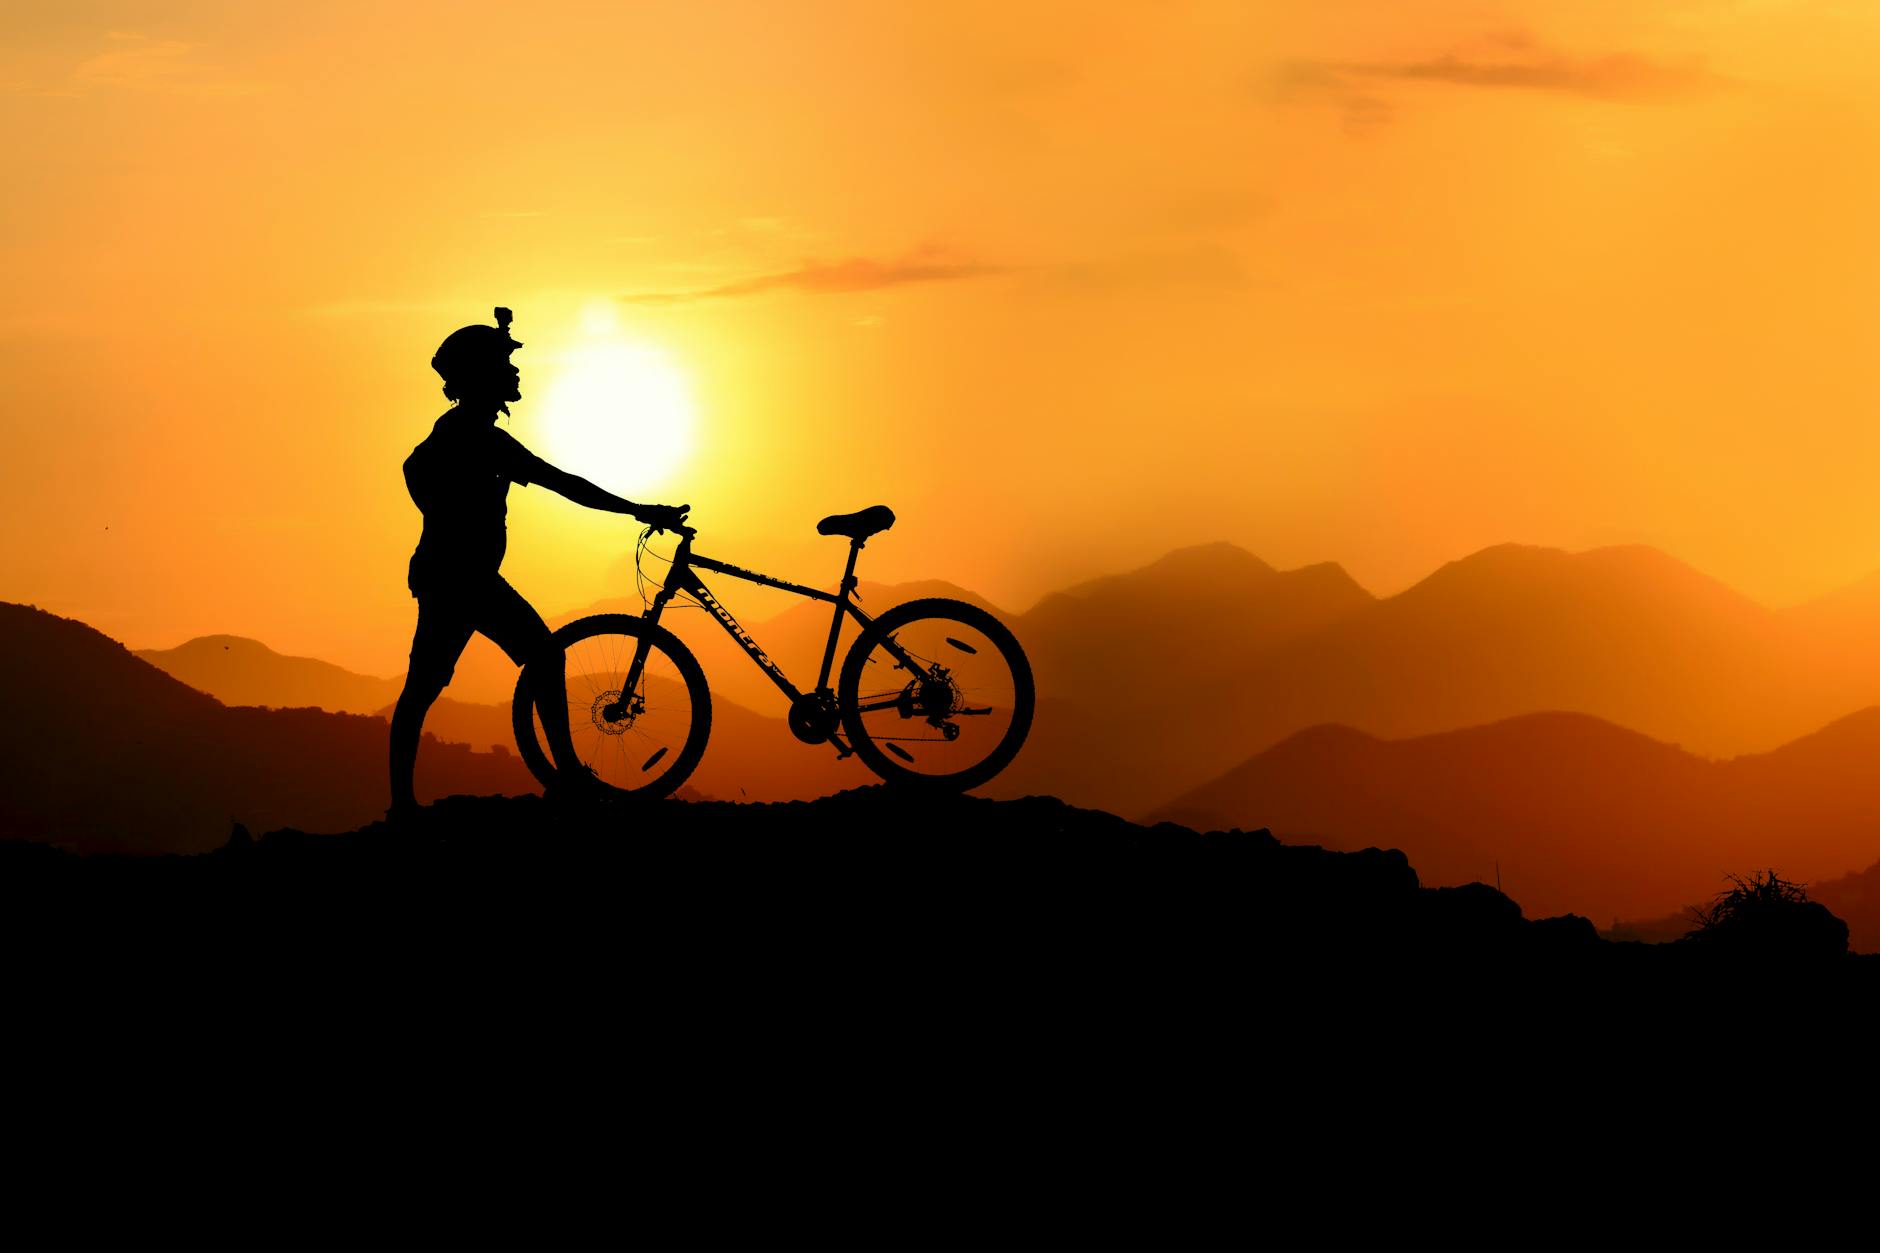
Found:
[546,761,616,804]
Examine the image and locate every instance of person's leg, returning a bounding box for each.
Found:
[390,594,474,811]
[533,654,581,774]
[480,577,582,774]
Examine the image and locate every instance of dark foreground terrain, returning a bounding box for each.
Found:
[8,788,1870,1193]
[8,787,1874,1018]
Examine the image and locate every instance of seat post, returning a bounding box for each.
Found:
[819,539,865,689]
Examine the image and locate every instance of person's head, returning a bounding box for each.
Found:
[431,307,523,410]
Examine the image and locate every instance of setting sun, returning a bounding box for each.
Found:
[536,331,695,498]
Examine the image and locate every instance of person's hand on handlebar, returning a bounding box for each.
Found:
[635,502,691,534]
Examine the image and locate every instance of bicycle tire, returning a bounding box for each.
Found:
[837,597,1033,792]
[512,613,712,800]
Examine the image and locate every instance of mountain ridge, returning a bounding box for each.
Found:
[1150,706,1880,927]
[134,633,403,714]
[119,536,1880,830]
[1,601,532,853]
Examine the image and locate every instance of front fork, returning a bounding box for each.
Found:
[604,572,685,725]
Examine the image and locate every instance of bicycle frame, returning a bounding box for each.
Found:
[625,529,926,753]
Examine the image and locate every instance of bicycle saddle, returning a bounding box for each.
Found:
[817,504,896,540]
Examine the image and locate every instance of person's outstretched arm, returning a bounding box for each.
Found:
[531,460,689,530]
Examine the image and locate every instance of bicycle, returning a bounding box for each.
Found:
[510,504,1034,799]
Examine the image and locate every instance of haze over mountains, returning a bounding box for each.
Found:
[134,635,403,715]
[132,536,1880,818]
[993,541,1880,815]
[2,603,534,854]
[1151,710,1880,925]
[87,536,1880,929]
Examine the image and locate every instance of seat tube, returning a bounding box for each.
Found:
[818,540,864,689]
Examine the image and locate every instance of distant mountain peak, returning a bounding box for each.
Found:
[1139,541,1277,580]
[1432,542,1574,576]
[1277,559,1375,600]
[1436,541,1711,578]
[1403,541,1757,611]
[1040,542,1277,607]
[1267,722,1382,751]
[1787,565,1880,617]
[161,634,284,657]
[1744,704,1880,761]
[135,630,400,714]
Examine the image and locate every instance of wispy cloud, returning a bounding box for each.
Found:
[623,247,1009,303]
[1339,49,1721,101]
[1269,59,1397,138]
[1273,33,1723,135]
[7,30,264,99]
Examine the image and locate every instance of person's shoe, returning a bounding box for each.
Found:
[385,798,424,828]
[546,762,616,805]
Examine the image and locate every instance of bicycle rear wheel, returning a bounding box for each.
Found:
[512,614,712,800]
[837,597,1033,792]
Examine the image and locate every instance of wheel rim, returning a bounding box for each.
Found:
[524,628,704,795]
[845,610,1029,785]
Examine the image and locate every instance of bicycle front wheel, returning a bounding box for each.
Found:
[837,597,1033,792]
[512,614,712,800]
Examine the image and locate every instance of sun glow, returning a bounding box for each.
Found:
[536,324,694,496]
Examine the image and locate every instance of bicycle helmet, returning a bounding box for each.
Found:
[431,307,523,398]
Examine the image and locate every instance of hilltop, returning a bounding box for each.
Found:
[7,788,1869,1018]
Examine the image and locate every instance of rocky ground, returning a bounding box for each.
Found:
[8,787,1871,999]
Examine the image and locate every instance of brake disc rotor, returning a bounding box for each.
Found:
[591,689,631,734]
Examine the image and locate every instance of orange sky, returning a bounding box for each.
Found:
[8,0,1880,674]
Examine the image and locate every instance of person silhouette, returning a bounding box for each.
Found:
[388,307,688,819]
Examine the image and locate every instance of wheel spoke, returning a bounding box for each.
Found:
[513,621,710,800]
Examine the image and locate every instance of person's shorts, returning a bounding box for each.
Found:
[406,574,551,690]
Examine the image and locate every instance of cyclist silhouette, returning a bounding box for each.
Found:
[388,307,688,819]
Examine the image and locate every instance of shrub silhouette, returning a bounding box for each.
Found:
[1683,869,1848,961]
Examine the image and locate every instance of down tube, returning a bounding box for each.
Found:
[688,575,804,702]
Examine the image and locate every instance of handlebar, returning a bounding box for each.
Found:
[641,520,696,541]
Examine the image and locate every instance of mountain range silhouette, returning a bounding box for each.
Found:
[1151,709,1880,926]
[30,536,1880,938]
[141,542,1880,810]
[998,541,1880,815]
[1,603,534,853]
[133,634,404,715]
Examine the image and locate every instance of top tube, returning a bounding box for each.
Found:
[643,521,855,608]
